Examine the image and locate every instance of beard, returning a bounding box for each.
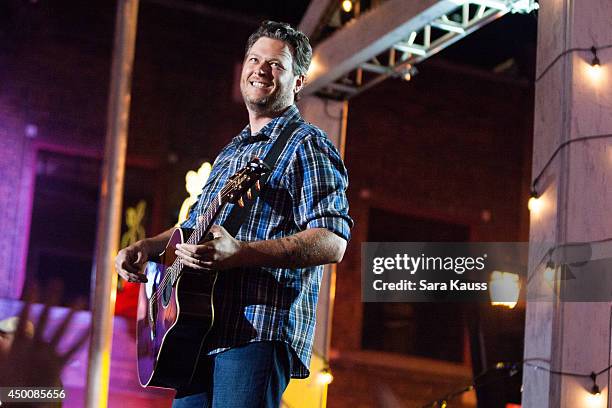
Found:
[241,83,294,116]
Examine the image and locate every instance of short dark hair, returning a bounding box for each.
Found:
[245,21,312,76]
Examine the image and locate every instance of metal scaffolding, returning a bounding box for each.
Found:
[309,0,538,100]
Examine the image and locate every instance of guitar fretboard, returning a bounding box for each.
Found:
[169,192,226,285]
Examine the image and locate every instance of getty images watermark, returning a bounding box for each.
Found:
[362,242,612,303]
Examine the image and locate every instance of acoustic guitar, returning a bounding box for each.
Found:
[136,158,268,389]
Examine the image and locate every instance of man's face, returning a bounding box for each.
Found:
[241,37,304,115]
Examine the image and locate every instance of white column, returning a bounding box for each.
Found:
[523,0,612,406]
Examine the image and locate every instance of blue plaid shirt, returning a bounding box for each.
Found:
[181,105,352,378]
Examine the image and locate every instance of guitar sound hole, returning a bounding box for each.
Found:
[162,281,172,307]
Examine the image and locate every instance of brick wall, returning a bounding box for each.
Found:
[0,0,254,297]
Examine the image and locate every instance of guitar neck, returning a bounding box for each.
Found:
[186,194,226,245]
[167,158,268,285]
[170,193,227,284]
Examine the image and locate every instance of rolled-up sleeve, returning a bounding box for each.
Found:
[284,134,353,241]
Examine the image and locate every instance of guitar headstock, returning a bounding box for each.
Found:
[224,158,269,206]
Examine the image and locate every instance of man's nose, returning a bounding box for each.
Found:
[254,61,271,75]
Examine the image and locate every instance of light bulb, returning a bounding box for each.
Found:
[586,46,604,83]
[587,63,603,82]
[528,195,543,213]
[591,46,601,67]
[585,391,603,408]
[342,0,352,13]
[317,368,334,385]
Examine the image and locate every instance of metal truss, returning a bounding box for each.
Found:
[319,0,539,99]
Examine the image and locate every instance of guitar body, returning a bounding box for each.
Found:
[134,158,268,390]
[136,227,218,389]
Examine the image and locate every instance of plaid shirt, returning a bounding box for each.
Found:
[181,105,352,378]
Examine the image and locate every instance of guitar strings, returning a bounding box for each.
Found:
[148,192,223,306]
[149,187,226,305]
[148,167,259,307]
[147,173,248,307]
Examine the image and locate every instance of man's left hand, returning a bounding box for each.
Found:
[175,225,246,270]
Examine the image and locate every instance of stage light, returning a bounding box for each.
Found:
[317,367,334,385]
[342,0,352,13]
[489,271,520,308]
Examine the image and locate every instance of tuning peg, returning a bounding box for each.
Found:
[246,188,252,200]
[237,197,245,207]
[255,180,261,191]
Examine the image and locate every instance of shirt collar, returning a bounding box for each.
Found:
[235,105,301,143]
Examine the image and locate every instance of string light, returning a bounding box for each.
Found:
[422,362,518,408]
[527,189,541,212]
[341,0,352,13]
[543,259,557,286]
[590,47,601,67]
[535,43,612,83]
[586,46,603,82]
[585,392,603,408]
[423,360,612,408]
[584,372,604,408]
[589,372,601,396]
[529,44,612,212]
[530,134,612,213]
[316,367,334,385]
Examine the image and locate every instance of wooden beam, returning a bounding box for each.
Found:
[303,0,461,95]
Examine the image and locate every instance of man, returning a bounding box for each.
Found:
[116,21,352,407]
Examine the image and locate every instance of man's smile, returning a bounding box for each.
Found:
[249,80,273,89]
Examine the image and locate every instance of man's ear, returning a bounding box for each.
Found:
[294,74,305,94]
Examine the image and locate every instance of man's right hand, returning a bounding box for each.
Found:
[115,241,150,283]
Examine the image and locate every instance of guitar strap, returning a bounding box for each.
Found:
[221,120,301,237]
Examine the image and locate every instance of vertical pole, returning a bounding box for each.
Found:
[86,1,139,407]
